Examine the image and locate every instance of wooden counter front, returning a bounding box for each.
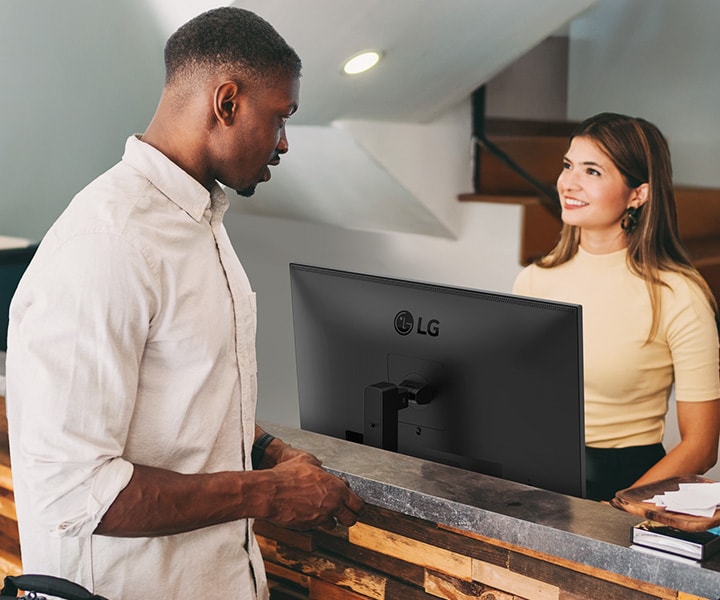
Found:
[259,422,720,600]
[256,505,697,600]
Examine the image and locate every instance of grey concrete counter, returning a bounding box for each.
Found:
[262,421,720,599]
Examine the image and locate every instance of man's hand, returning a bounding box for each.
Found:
[262,456,365,530]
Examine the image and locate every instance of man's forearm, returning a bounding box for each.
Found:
[94,463,271,537]
[96,434,364,536]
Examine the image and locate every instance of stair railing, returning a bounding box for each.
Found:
[471,86,562,219]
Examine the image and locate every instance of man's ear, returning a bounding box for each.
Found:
[213,81,240,126]
[629,182,649,209]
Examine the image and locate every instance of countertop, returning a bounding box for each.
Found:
[261,421,720,599]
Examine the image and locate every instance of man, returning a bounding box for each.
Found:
[6,7,364,599]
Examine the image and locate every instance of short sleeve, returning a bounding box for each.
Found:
[663,277,720,402]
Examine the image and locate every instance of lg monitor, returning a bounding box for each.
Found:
[289,263,585,498]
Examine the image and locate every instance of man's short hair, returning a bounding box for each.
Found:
[164,7,302,87]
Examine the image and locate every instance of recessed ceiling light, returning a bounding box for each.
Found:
[342,51,382,75]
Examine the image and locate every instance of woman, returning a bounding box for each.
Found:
[512,112,720,501]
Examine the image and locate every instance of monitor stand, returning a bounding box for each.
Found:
[363,380,432,451]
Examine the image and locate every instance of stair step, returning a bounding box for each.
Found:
[685,237,720,266]
[484,118,578,138]
[458,193,542,206]
[675,187,720,240]
[477,138,566,195]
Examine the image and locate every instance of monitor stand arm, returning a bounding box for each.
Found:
[363,380,432,452]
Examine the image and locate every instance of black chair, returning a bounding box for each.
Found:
[0,244,38,352]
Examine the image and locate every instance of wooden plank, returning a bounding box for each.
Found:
[678,593,710,600]
[424,570,512,600]
[438,523,679,599]
[308,578,372,600]
[384,577,445,600]
[472,559,559,600]
[314,562,386,599]
[258,534,279,557]
[359,505,507,568]
[510,550,675,600]
[254,520,315,552]
[0,548,22,578]
[0,522,20,562]
[267,581,309,600]
[0,465,12,493]
[0,493,16,521]
[0,397,9,469]
[258,534,387,600]
[349,522,472,581]
[314,527,426,588]
[312,576,436,600]
[265,560,311,590]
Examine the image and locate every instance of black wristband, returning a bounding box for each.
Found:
[251,432,276,469]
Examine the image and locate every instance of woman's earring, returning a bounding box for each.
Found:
[621,206,640,233]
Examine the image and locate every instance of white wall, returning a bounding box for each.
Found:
[0,0,165,240]
[485,36,569,121]
[568,0,720,188]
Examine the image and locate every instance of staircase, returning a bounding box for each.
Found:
[460,118,720,307]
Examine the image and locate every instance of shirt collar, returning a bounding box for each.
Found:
[121,135,227,224]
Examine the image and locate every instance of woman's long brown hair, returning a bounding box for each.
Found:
[537,112,718,340]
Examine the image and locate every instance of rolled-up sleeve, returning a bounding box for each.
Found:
[7,231,157,537]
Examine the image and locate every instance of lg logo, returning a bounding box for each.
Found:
[394,310,440,337]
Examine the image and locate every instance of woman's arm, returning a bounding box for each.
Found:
[632,399,720,487]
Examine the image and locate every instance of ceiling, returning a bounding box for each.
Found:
[229,0,596,126]
[150,0,599,235]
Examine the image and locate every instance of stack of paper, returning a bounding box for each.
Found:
[645,482,720,517]
[631,520,720,561]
